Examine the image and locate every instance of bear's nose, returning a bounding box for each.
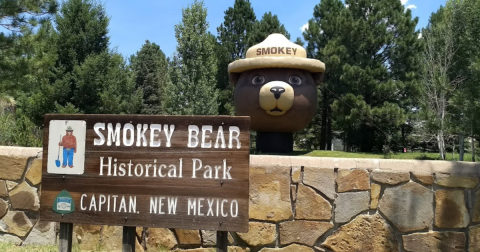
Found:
[270,86,285,99]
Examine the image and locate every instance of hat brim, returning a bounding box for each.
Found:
[228,57,325,73]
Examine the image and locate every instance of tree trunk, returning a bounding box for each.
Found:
[437,131,446,160]
[472,123,476,162]
[459,133,464,161]
[452,138,455,160]
[320,108,327,150]
[471,138,475,162]
[320,89,329,150]
[326,106,332,150]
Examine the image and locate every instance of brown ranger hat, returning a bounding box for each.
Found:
[228,33,325,73]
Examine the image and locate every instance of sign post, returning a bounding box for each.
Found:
[122,226,136,252]
[216,231,228,252]
[40,115,250,251]
[59,223,73,252]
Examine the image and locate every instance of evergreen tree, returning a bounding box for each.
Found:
[217,0,256,60]
[72,51,142,114]
[303,0,345,150]
[131,40,169,115]
[17,21,60,125]
[164,0,219,115]
[21,0,138,124]
[247,12,290,47]
[216,0,256,115]
[0,0,57,32]
[304,0,422,152]
[41,0,110,113]
[0,0,58,97]
[54,0,109,73]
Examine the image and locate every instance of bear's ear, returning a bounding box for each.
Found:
[229,72,241,86]
[311,72,324,86]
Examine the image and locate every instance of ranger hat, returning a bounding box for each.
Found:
[66,126,73,131]
[228,33,325,73]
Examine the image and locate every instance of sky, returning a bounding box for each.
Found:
[104,0,447,59]
[1,0,446,59]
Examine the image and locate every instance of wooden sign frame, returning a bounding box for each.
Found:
[40,114,250,232]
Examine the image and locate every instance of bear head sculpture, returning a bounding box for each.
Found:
[228,34,325,133]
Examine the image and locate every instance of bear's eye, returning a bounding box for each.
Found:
[252,76,265,85]
[289,76,302,85]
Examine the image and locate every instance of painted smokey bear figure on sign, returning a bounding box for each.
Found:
[229,34,325,153]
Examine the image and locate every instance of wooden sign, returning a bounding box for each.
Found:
[40,114,250,232]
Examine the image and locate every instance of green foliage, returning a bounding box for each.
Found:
[0,0,58,32]
[164,0,219,115]
[217,0,256,60]
[304,0,422,152]
[214,43,235,115]
[447,0,480,137]
[131,40,169,115]
[216,0,256,115]
[71,51,142,114]
[419,0,480,159]
[20,0,141,125]
[0,0,58,98]
[54,0,109,74]
[247,12,290,47]
[0,113,42,147]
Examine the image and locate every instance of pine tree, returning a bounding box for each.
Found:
[247,12,290,47]
[303,0,345,150]
[0,0,58,97]
[304,0,423,152]
[216,0,256,115]
[21,0,139,124]
[164,0,219,115]
[0,0,57,32]
[53,0,112,113]
[131,40,169,115]
[72,51,142,114]
[217,0,256,60]
[54,0,109,73]
[17,21,60,125]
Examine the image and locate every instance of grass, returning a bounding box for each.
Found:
[0,243,64,252]
[252,149,478,162]
[0,243,215,252]
[302,150,477,161]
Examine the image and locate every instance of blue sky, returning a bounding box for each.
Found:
[1,0,446,58]
[105,0,447,59]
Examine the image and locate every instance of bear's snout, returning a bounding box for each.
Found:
[259,81,294,116]
[270,86,285,99]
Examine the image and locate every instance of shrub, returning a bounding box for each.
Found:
[0,113,42,147]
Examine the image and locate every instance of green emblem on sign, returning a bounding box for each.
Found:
[53,190,75,214]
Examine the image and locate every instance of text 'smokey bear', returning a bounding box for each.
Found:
[228,33,325,153]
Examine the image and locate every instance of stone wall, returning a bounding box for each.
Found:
[1,146,480,251]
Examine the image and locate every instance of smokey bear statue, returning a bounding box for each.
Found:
[228,34,325,153]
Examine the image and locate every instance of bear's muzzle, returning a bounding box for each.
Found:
[259,81,294,116]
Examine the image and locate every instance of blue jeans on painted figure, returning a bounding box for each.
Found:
[62,148,74,167]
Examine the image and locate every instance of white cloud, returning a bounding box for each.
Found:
[345,4,349,8]
[406,4,417,9]
[418,33,422,39]
[300,23,309,32]
[401,0,417,12]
